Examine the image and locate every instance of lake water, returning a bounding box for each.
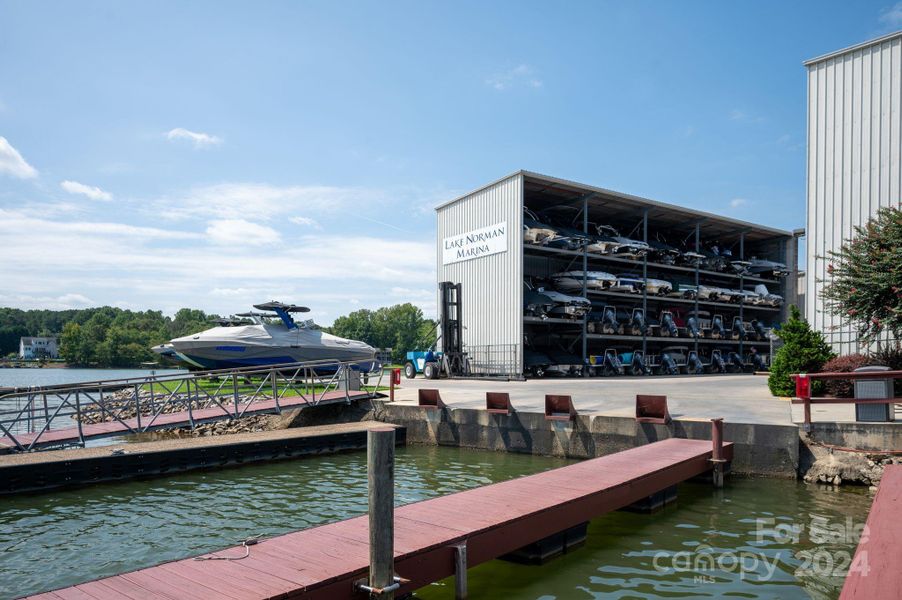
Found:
[0,367,185,390]
[0,445,873,600]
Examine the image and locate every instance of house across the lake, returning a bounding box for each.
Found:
[18,337,59,360]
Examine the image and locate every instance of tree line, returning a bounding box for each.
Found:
[0,303,434,367]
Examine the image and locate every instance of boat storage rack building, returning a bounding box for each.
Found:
[435,171,797,379]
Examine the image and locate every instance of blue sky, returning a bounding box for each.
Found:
[1,1,900,323]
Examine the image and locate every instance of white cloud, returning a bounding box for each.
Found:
[880,2,902,25]
[290,216,322,229]
[0,292,94,310]
[206,219,281,246]
[211,287,256,297]
[154,182,403,221]
[729,198,747,208]
[776,133,802,152]
[61,180,113,201]
[390,287,433,299]
[0,136,38,179]
[166,127,223,148]
[0,207,200,240]
[486,64,543,91]
[0,181,443,320]
[729,109,765,124]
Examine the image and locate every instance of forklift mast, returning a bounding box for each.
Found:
[439,281,465,374]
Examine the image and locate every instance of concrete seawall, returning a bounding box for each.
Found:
[374,402,800,478]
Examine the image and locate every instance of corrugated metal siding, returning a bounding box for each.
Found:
[806,34,902,353]
[436,174,523,370]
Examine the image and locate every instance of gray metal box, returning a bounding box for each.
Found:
[854,365,894,422]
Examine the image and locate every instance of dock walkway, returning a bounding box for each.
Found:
[0,422,403,495]
[840,465,902,599]
[0,390,370,451]
[23,437,732,600]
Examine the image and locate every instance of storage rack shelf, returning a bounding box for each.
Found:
[523,316,583,325]
[584,333,770,346]
[523,244,782,285]
[583,289,781,312]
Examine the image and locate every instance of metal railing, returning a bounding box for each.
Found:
[0,358,386,452]
[791,370,902,427]
[462,344,519,377]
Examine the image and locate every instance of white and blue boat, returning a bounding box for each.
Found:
[153,301,377,371]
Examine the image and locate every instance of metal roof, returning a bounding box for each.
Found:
[436,170,792,243]
[804,30,902,66]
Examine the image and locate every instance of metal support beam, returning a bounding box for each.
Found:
[582,196,591,377]
[694,223,700,359]
[641,209,649,357]
[738,231,745,360]
[453,543,468,600]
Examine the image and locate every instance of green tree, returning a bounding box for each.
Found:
[331,309,377,346]
[768,305,836,396]
[60,322,92,366]
[329,303,436,363]
[822,206,902,343]
[170,308,214,338]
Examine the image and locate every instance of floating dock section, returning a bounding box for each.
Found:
[23,437,732,600]
[0,422,405,495]
[840,465,902,600]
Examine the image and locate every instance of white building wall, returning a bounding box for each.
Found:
[806,32,902,354]
[436,174,524,371]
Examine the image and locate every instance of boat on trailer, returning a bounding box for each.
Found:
[153,301,377,371]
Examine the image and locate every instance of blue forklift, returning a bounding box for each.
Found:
[403,282,467,379]
[403,350,443,379]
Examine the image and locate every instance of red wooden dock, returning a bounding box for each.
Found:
[1,390,369,451]
[839,465,902,600]
[21,437,732,600]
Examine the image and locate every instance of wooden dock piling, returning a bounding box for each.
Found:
[367,427,396,599]
[710,417,725,488]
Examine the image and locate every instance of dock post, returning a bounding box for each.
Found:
[389,370,395,403]
[133,384,142,430]
[74,391,85,446]
[368,427,396,598]
[453,543,468,600]
[271,369,281,414]
[232,374,240,418]
[711,418,724,488]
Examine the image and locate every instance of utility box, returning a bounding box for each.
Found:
[854,365,894,422]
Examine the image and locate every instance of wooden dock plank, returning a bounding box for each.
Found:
[839,465,902,600]
[22,438,731,600]
[155,562,278,600]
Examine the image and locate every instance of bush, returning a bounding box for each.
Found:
[870,343,902,396]
[768,305,836,396]
[821,354,873,397]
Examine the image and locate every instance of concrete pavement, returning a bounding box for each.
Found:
[393,374,794,425]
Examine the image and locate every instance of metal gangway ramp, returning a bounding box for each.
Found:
[0,359,385,452]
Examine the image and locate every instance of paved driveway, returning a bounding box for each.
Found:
[392,374,795,425]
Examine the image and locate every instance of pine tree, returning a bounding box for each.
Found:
[821,206,902,343]
[768,305,836,396]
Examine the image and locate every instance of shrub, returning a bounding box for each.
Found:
[821,354,873,397]
[870,343,902,396]
[768,305,836,396]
